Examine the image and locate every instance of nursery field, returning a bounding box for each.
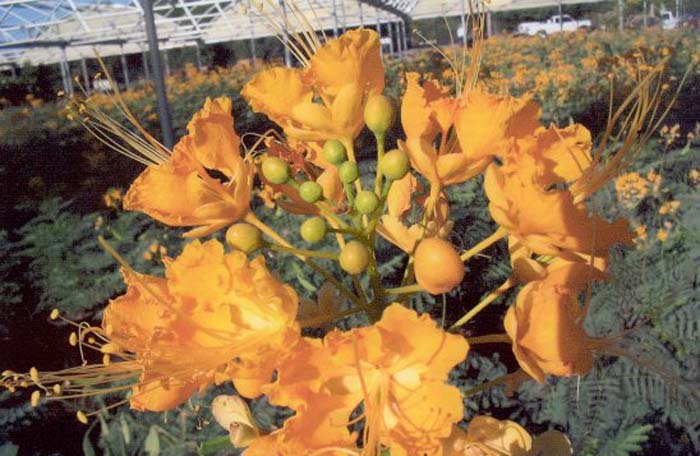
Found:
[1,26,700,456]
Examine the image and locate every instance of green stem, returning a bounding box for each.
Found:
[461,371,523,397]
[316,203,350,230]
[385,283,424,295]
[245,212,294,249]
[352,274,368,304]
[374,132,386,195]
[364,182,391,236]
[298,303,374,327]
[344,183,355,209]
[266,243,338,260]
[449,277,516,331]
[460,227,507,262]
[245,213,362,307]
[467,333,511,345]
[341,137,363,194]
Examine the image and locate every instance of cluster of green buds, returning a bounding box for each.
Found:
[234,95,412,283]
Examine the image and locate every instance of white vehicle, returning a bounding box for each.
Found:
[517,15,591,36]
[660,10,680,29]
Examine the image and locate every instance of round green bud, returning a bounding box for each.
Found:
[300,216,327,244]
[380,149,410,181]
[355,190,379,214]
[261,156,290,184]
[322,139,347,165]
[226,223,263,253]
[299,181,323,203]
[339,241,370,275]
[364,95,394,135]
[338,161,359,184]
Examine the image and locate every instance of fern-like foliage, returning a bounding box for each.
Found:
[514,145,700,455]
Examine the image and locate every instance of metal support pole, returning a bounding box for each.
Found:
[460,0,467,46]
[10,65,16,77]
[387,20,394,55]
[643,0,647,27]
[60,47,73,96]
[142,49,150,80]
[400,20,408,53]
[486,10,493,37]
[279,0,291,66]
[81,58,91,95]
[331,0,339,37]
[194,42,202,70]
[162,49,170,78]
[142,0,174,149]
[394,21,402,57]
[59,60,68,94]
[359,0,364,27]
[247,0,257,64]
[120,46,130,90]
[340,0,347,33]
[558,0,563,32]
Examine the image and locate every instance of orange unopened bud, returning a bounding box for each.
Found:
[414,238,465,294]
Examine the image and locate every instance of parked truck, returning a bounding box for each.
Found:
[517,15,591,36]
[660,10,680,29]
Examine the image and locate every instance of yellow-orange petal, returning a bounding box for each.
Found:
[387,173,418,218]
[242,67,312,127]
[455,90,540,162]
[186,96,243,177]
[130,379,198,412]
[307,28,384,97]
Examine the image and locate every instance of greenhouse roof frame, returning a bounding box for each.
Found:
[0,0,609,66]
[0,0,410,65]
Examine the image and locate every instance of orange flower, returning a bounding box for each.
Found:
[261,304,469,456]
[306,28,384,99]
[504,262,604,382]
[399,74,539,210]
[399,73,484,198]
[245,338,359,455]
[454,89,541,165]
[484,125,632,263]
[124,97,254,237]
[508,236,607,284]
[10,240,300,412]
[377,178,452,253]
[443,416,572,455]
[242,29,383,147]
[443,416,531,456]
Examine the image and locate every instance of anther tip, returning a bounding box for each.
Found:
[77,411,89,424]
[29,367,40,383]
[50,309,60,320]
[30,390,41,407]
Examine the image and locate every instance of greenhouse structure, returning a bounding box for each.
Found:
[0,0,606,147]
